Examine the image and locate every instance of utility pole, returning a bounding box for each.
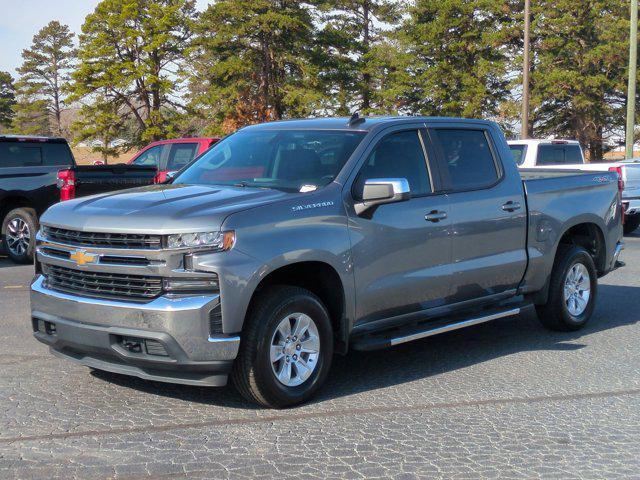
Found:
[521,0,531,139]
[626,0,638,158]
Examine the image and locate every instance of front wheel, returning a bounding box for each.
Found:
[536,245,597,331]
[232,286,334,408]
[2,208,38,264]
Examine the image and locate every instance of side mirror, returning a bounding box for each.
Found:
[354,178,411,216]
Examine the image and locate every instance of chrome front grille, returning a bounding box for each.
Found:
[43,226,162,250]
[42,264,163,300]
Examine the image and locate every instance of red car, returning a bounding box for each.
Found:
[128,137,219,183]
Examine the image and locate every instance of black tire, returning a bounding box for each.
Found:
[232,285,334,408]
[623,215,640,235]
[536,245,597,332]
[1,207,37,264]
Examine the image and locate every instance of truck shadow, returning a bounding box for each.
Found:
[90,283,640,409]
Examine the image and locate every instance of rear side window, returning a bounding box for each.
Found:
[167,143,198,170]
[42,143,73,166]
[509,145,527,165]
[354,130,431,198]
[0,143,42,167]
[430,129,500,191]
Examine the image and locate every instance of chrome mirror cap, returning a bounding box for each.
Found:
[355,178,411,216]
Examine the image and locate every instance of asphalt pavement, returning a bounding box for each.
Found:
[1,234,640,479]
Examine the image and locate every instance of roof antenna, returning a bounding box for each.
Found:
[348,112,365,126]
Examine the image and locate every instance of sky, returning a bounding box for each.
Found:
[0,0,211,77]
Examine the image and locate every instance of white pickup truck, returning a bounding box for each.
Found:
[508,139,640,234]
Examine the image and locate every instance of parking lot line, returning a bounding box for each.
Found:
[1,386,639,445]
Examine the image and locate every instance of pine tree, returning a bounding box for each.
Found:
[70,0,196,147]
[189,0,322,134]
[0,71,16,129]
[10,93,51,136]
[14,21,75,136]
[380,0,519,119]
[530,0,628,160]
[71,89,128,163]
[316,0,401,114]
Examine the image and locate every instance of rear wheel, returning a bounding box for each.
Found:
[623,215,640,235]
[2,208,37,264]
[232,286,333,408]
[536,245,597,331]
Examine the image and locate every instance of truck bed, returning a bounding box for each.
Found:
[519,168,621,295]
[73,164,158,198]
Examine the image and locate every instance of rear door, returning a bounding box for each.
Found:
[347,126,452,327]
[428,125,527,305]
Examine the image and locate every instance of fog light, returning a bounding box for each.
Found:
[163,276,219,293]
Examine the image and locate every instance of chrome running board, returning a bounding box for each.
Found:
[352,308,522,351]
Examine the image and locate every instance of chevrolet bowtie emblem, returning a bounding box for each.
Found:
[69,249,98,266]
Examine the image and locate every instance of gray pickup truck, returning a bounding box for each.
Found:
[30,117,624,407]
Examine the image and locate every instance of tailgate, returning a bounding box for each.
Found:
[73,164,157,198]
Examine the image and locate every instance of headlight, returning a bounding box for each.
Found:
[166,230,236,251]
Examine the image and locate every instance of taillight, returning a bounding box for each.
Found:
[609,166,624,192]
[57,169,76,201]
[153,171,166,184]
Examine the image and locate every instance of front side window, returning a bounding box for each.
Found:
[354,130,431,198]
[430,129,499,191]
[175,129,366,192]
[132,145,163,167]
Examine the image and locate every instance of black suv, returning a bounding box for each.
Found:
[0,136,73,263]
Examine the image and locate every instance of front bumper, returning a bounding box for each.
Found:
[30,275,240,387]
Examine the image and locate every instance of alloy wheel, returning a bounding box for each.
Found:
[6,217,30,257]
[270,312,321,387]
[563,262,591,316]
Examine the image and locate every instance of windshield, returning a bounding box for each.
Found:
[509,144,527,165]
[174,129,366,192]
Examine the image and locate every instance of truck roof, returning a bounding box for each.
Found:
[507,139,580,146]
[0,135,68,143]
[240,116,499,132]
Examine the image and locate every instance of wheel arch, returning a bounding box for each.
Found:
[532,220,606,305]
[247,260,350,355]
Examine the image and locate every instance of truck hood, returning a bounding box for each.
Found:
[40,184,292,234]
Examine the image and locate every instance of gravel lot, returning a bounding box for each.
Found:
[1,234,640,479]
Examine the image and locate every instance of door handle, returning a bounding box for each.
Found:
[425,210,448,222]
[501,201,522,212]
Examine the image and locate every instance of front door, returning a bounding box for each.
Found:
[347,128,452,327]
